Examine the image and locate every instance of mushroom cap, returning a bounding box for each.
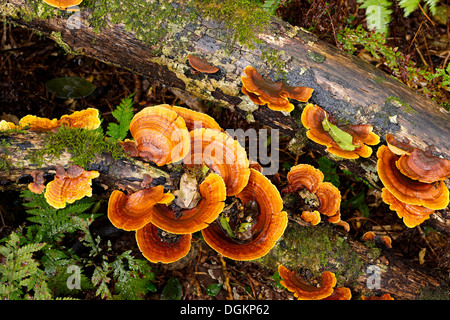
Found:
[322,287,352,300]
[161,104,223,132]
[396,148,450,183]
[0,120,18,131]
[19,115,59,131]
[107,185,175,231]
[301,104,378,159]
[202,169,287,261]
[278,265,337,300]
[301,210,321,225]
[150,173,226,234]
[315,182,341,218]
[135,222,191,264]
[377,146,449,210]
[386,134,415,155]
[283,164,341,222]
[284,164,324,194]
[28,171,45,194]
[381,188,435,228]
[44,165,99,209]
[184,128,250,196]
[43,0,82,9]
[129,106,190,166]
[241,66,313,112]
[58,108,100,130]
[187,55,219,74]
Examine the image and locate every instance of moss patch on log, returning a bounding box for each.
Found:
[257,223,380,286]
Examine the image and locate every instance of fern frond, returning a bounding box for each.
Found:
[106,93,135,141]
[358,0,393,34]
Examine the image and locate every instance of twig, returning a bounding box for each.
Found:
[219,255,233,300]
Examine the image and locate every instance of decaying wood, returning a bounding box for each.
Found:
[1,130,449,300]
[2,0,450,170]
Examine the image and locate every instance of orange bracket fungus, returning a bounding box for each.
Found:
[377,146,449,211]
[107,185,175,231]
[282,164,343,226]
[386,134,450,183]
[28,171,45,194]
[149,172,226,234]
[301,104,380,159]
[201,169,287,261]
[136,222,192,264]
[19,115,59,132]
[187,54,219,74]
[278,265,339,300]
[57,108,101,130]
[44,165,99,209]
[0,120,18,131]
[19,108,100,131]
[43,0,82,9]
[184,128,250,196]
[161,104,223,132]
[240,66,314,112]
[129,105,190,166]
[381,188,435,228]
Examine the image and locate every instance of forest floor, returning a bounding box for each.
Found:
[0,0,449,300]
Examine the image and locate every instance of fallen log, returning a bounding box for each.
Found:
[2,0,450,172]
[1,130,449,300]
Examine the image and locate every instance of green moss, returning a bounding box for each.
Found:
[0,139,12,174]
[306,51,326,63]
[258,224,369,284]
[29,127,125,168]
[386,96,417,114]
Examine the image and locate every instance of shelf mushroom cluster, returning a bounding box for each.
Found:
[282,164,348,230]
[301,104,380,159]
[107,104,288,263]
[377,135,450,228]
[240,66,314,112]
[278,265,351,300]
[0,108,102,209]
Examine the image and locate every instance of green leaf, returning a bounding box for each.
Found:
[206,283,223,297]
[106,93,134,140]
[45,76,96,99]
[161,277,182,300]
[219,215,236,239]
[321,115,357,151]
[358,0,392,34]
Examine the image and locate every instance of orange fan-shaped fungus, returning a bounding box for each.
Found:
[386,134,415,156]
[107,186,175,231]
[150,173,226,234]
[129,106,190,166]
[381,188,435,228]
[322,287,352,300]
[57,108,100,130]
[136,222,192,264]
[202,169,287,261]
[161,104,223,132]
[0,120,18,131]
[184,128,250,196]
[241,66,314,112]
[278,265,337,300]
[377,146,449,210]
[301,104,379,159]
[19,115,59,131]
[301,211,321,226]
[28,171,45,194]
[44,165,99,209]
[43,0,82,9]
[283,164,342,224]
[396,148,450,183]
[187,55,219,74]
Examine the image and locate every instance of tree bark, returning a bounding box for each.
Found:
[2,0,450,170]
[1,130,449,300]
